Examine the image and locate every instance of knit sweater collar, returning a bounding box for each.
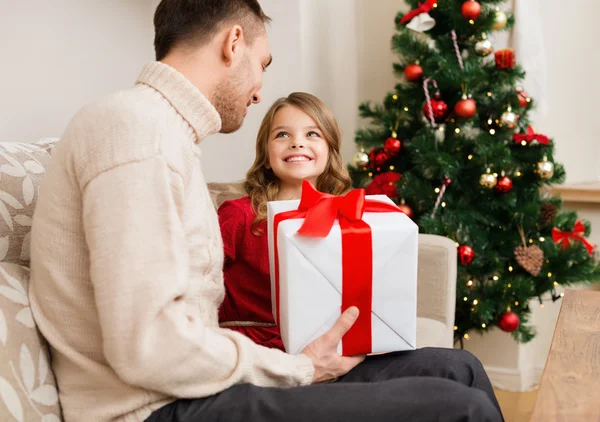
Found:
[136,61,222,143]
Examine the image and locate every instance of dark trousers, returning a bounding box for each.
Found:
[146,347,503,422]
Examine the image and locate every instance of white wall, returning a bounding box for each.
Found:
[0,0,155,142]
[531,1,600,183]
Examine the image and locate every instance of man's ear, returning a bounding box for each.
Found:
[222,25,244,67]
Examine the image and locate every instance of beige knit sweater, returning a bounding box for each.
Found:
[29,62,314,422]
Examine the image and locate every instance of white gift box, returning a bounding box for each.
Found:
[267,194,418,355]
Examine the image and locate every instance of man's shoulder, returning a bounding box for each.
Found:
[59,85,194,186]
[75,85,167,132]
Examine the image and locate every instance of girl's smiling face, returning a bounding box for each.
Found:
[267,105,330,188]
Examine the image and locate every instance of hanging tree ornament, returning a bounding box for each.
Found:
[540,202,558,226]
[536,156,555,180]
[455,95,477,119]
[384,137,402,156]
[458,245,476,265]
[450,32,478,120]
[404,63,424,82]
[516,86,531,108]
[399,0,437,33]
[474,34,494,57]
[500,106,519,129]
[431,177,452,218]
[492,8,508,30]
[423,92,449,123]
[495,49,515,69]
[515,226,544,276]
[495,173,513,194]
[422,78,448,125]
[369,148,389,170]
[461,0,481,20]
[498,311,520,332]
[353,149,369,168]
[397,199,414,219]
[479,168,497,189]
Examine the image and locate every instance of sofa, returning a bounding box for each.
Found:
[0,138,457,421]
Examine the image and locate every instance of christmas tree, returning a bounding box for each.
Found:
[350,0,600,345]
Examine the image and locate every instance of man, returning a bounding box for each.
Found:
[29,1,503,421]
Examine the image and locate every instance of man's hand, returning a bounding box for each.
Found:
[301,306,366,383]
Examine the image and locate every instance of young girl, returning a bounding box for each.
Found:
[218,92,352,351]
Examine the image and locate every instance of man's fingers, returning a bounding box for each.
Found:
[327,306,359,341]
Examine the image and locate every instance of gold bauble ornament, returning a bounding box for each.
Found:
[500,106,518,129]
[536,156,555,180]
[479,168,498,189]
[492,9,508,30]
[474,39,493,56]
[353,150,369,168]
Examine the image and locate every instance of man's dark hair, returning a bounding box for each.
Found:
[154,0,271,61]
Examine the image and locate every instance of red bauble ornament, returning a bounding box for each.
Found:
[423,92,449,123]
[369,148,389,169]
[461,1,481,20]
[397,202,414,219]
[384,137,402,156]
[517,90,530,108]
[458,245,475,265]
[495,49,515,69]
[365,172,402,198]
[498,311,520,333]
[495,176,513,194]
[404,64,423,82]
[454,97,477,119]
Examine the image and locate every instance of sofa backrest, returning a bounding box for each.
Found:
[0,139,58,267]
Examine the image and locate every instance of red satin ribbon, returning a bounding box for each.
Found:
[513,126,549,145]
[399,0,438,24]
[273,181,401,355]
[552,220,594,256]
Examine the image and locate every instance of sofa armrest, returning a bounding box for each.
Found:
[416,234,457,348]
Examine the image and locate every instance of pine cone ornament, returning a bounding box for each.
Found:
[514,245,544,277]
[540,202,558,226]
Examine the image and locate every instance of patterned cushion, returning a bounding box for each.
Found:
[0,263,62,421]
[207,181,245,209]
[0,139,59,266]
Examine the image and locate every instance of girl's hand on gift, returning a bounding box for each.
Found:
[301,306,366,383]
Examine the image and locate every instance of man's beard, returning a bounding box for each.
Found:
[212,61,251,134]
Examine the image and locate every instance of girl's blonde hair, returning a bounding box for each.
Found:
[245,92,352,232]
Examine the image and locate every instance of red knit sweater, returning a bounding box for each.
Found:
[218,196,285,351]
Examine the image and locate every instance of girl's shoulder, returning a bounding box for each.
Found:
[217,196,254,220]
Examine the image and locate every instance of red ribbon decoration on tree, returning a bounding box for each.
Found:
[513,126,549,145]
[552,220,595,256]
[399,0,438,24]
[273,181,401,356]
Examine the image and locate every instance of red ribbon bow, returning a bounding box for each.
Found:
[513,126,549,145]
[400,0,437,24]
[552,220,594,256]
[273,181,401,355]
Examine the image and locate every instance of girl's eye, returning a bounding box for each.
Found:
[275,132,289,138]
[307,131,320,137]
